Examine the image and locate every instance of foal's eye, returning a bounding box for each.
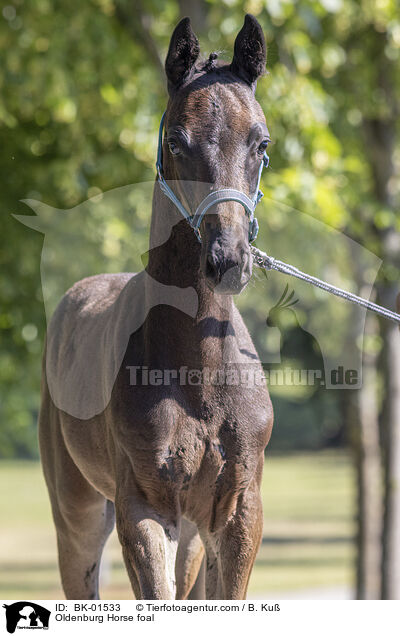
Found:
[168,140,180,156]
[257,140,269,155]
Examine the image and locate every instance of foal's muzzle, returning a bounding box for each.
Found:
[204,240,252,295]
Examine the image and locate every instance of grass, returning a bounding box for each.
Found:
[0,451,356,599]
[252,451,355,596]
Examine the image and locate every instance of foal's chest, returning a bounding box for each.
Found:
[121,383,270,529]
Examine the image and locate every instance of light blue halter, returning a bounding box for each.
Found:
[156,112,269,243]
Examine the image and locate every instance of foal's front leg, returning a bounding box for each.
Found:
[219,485,263,599]
[204,476,264,600]
[175,518,205,599]
[116,486,180,599]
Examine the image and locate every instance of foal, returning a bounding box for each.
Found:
[39,14,273,600]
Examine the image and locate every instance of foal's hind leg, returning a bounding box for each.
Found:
[39,401,115,598]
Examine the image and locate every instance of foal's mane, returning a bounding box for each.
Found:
[177,55,247,95]
[198,51,222,73]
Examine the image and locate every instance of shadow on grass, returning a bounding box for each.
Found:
[0,562,56,573]
[255,556,350,568]
[0,581,59,593]
[262,536,352,545]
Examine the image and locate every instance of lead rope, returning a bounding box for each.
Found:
[251,245,400,326]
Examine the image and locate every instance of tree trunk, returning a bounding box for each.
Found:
[355,310,382,599]
[360,24,399,597]
[114,0,165,81]
[379,230,400,599]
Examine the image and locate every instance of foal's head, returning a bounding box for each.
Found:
[163,15,270,295]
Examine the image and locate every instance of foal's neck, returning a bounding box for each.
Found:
[147,185,232,303]
[145,184,234,365]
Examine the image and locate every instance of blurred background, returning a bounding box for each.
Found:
[1,0,400,600]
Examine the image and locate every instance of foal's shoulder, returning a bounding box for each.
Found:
[65,272,137,309]
[45,271,144,420]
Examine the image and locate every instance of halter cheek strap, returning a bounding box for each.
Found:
[155,111,269,243]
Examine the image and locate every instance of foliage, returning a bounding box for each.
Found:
[0,0,399,456]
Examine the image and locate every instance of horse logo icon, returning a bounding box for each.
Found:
[2,602,50,633]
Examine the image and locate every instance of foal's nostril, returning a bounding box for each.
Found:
[205,247,252,291]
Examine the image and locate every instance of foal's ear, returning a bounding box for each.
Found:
[230,14,267,90]
[165,17,200,94]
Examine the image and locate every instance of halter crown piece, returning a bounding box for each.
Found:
[156,112,269,243]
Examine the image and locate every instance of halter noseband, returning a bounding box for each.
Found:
[156,112,269,243]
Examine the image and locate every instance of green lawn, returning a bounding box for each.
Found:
[0,451,356,599]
